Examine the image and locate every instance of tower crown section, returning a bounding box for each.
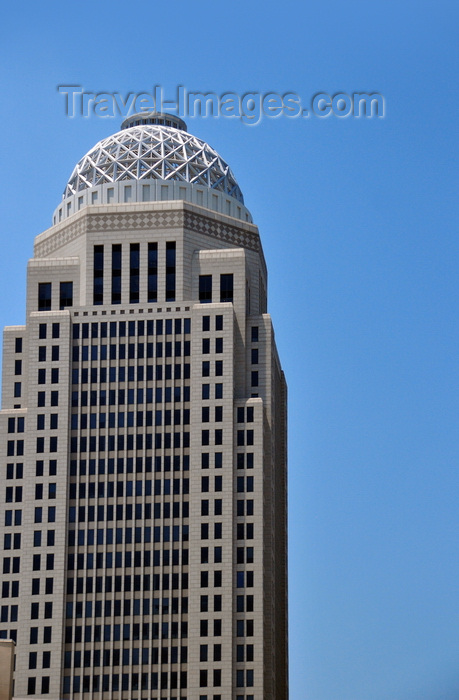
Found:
[54,113,251,225]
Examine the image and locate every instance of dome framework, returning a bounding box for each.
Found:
[64,122,244,203]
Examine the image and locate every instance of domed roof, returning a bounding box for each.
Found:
[63,112,244,203]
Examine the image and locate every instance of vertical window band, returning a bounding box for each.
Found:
[111,244,122,304]
[148,242,158,302]
[130,243,140,303]
[165,241,176,302]
[93,245,104,305]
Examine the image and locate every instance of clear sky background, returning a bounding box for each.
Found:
[1,1,458,698]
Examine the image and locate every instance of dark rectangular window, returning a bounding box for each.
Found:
[111,245,122,304]
[60,281,73,309]
[148,243,158,302]
[130,244,140,303]
[165,242,176,301]
[15,338,22,353]
[93,245,104,305]
[38,283,52,311]
[220,274,233,302]
[199,275,212,303]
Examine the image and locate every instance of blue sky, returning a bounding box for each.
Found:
[1,1,459,698]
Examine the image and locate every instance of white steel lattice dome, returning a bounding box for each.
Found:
[63,112,244,203]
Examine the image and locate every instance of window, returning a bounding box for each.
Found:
[165,242,176,301]
[60,281,73,309]
[93,245,104,305]
[220,273,233,302]
[15,337,22,353]
[251,326,259,342]
[202,361,210,377]
[199,275,212,303]
[213,669,222,686]
[148,242,158,302]
[200,670,208,687]
[130,243,140,303]
[38,283,52,311]
[112,244,122,304]
[202,384,210,399]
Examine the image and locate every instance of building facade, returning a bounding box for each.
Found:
[0,113,288,700]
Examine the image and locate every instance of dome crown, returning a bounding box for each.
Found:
[63,112,244,204]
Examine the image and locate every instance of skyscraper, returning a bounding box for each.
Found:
[0,113,288,700]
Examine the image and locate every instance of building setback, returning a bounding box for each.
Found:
[0,113,288,700]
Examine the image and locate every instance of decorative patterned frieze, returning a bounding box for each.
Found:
[34,218,87,257]
[184,209,260,252]
[34,207,260,258]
